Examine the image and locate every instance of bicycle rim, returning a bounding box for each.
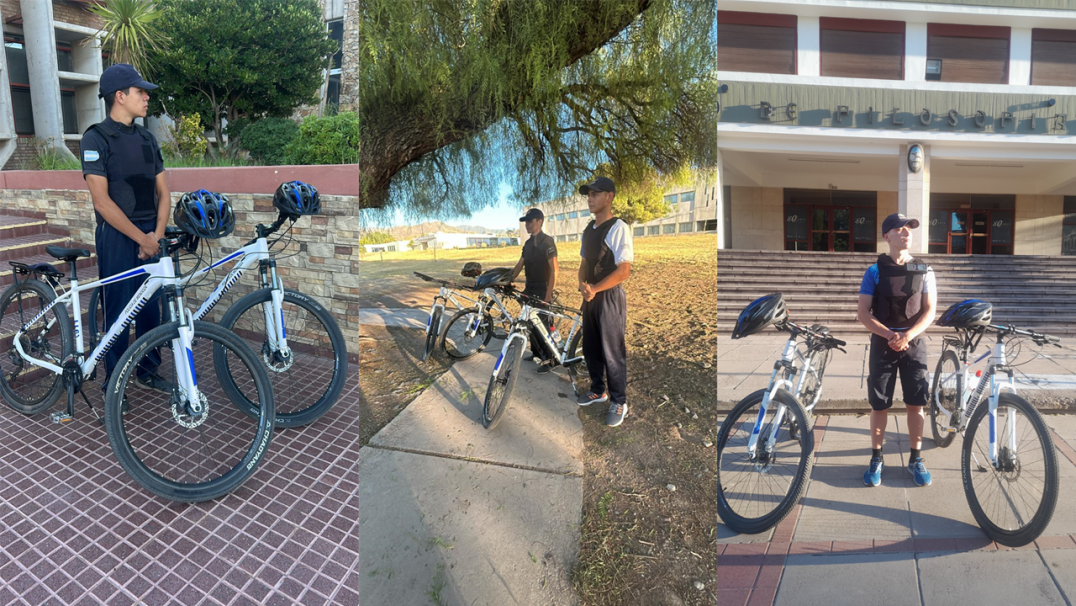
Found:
[423,308,442,361]
[0,280,69,413]
[483,339,522,429]
[962,393,1059,546]
[105,321,274,502]
[442,309,492,359]
[217,289,347,427]
[930,350,960,448]
[718,389,813,534]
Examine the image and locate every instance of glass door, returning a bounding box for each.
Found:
[949,212,969,254]
[811,208,830,251]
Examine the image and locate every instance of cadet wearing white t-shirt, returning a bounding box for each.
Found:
[575,176,634,427]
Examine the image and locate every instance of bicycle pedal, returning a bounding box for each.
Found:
[49,412,73,424]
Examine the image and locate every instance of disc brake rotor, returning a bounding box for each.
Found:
[171,392,209,429]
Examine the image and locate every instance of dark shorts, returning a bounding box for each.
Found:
[867,333,930,411]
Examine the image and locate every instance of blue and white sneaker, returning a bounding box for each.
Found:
[864,456,883,487]
[908,457,932,486]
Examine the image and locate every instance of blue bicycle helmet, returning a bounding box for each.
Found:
[938,299,992,328]
[273,181,321,219]
[175,189,235,239]
[732,293,788,339]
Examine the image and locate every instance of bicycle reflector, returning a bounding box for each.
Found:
[732,293,787,339]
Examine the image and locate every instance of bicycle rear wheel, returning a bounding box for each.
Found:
[718,388,814,535]
[442,307,493,359]
[482,336,525,430]
[930,349,961,448]
[216,288,348,428]
[962,392,1058,547]
[565,329,589,396]
[0,279,71,414]
[104,321,275,502]
[88,286,105,349]
[423,307,442,361]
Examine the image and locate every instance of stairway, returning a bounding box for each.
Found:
[718,250,1076,337]
[0,209,98,351]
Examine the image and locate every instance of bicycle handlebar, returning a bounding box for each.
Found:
[502,285,580,316]
[987,324,1061,345]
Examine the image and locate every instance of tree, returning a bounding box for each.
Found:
[359,0,717,219]
[359,231,397,246]
[86,0,169,77]
[149,0,337,156]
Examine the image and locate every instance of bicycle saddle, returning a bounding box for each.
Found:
[46,245,91,262]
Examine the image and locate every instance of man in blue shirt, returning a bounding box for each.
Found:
[857,213,937,488]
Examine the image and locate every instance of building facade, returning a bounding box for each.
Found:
[526,179,719,244]
[412,232,519,250]
[717,0,1076,256]
[0,0,355,169]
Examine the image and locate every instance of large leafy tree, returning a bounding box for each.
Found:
[360,0,717,221]
[149,0,337,155]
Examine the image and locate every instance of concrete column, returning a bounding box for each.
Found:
[20,0,73,158]
[897,143,930,254]
[1010,28,1032,86]
[797,17,820,76]
[716,148,725,249]
[905,23,928,82]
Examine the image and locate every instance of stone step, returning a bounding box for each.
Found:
[0,233,86,263]
[0,215,47,239]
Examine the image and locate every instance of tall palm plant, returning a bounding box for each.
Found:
[86,0,169,77]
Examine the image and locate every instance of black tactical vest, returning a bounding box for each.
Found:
[872,254,929,329]
[86,120,159,225]
[582,218,621,284]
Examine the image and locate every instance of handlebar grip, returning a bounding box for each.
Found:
[832,338,847,347]
[1048,335,1061,343]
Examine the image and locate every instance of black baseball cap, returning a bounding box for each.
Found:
[99,63,158,98]
[519,208,544,222]
[881,213,921,234]
[579,176,616,195]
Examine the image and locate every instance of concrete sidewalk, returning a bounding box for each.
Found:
[719,332,1076,409]
[718,414,1076,605]
[357,337,585,605]
[357,307,429,330]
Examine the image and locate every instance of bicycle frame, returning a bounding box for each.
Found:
[935,335,1019,467]
[12,255,204,410]
[745,339,800,458]
[425,284,477,337]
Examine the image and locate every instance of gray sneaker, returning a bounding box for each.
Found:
[577,391,608,406]
[606,402,627,427]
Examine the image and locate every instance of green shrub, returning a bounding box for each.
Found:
[162,113,208,160]
[240,117,300,165]
[285,111,358,165]
[31,138,81,170]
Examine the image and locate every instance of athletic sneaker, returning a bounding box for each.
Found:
[908,457,932,487]
[577,391,608,406]
[536,362,553,375]
[137,374,174,394]
[606,402,627,427]
[864,456,883,487]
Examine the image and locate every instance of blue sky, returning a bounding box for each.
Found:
[391,182,523,231]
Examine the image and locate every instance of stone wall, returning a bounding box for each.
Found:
[729,186,784,250]
[1,187,362,362]
[340,0,357,112]
[51,1,102,29]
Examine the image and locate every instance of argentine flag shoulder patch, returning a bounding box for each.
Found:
[83,150,99,162]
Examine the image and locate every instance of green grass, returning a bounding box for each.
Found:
[162,154,256,168]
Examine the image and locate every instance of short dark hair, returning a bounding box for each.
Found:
[103,86,132,112]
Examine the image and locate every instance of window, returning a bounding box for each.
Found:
[6,37,83,136]
[680,191,695,205]
[580,209,591,217]
[717,11,797,75]
[722,185,732,249]
[567,233,580,242]
[664,194,678,205]
[647,225,660,236]
[556,213,566,221]
[568,211,578,219]
[820,18,904,80]
[927,24,1010,85]
[326,19,344,108]
[663,224,676,234]
[56,46,73,72]
[633,227,644,237]
[1032,29,1076,86]
[699,220,718,232]
[61,91,78,135]
[1061,198,1076,256]
[556,235,567,243]
[679,222,692,233]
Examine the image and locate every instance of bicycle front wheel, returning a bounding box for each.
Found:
[962,393,1059,547]
[104,321,275,502]
[718,388,814,535]
[423,307,443,362]
[566,329,589,396]
[482,336,525,430]
[930,349,961,448]
[0,279,71,414]
[442,307,494,359]
[216,288,348,428]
